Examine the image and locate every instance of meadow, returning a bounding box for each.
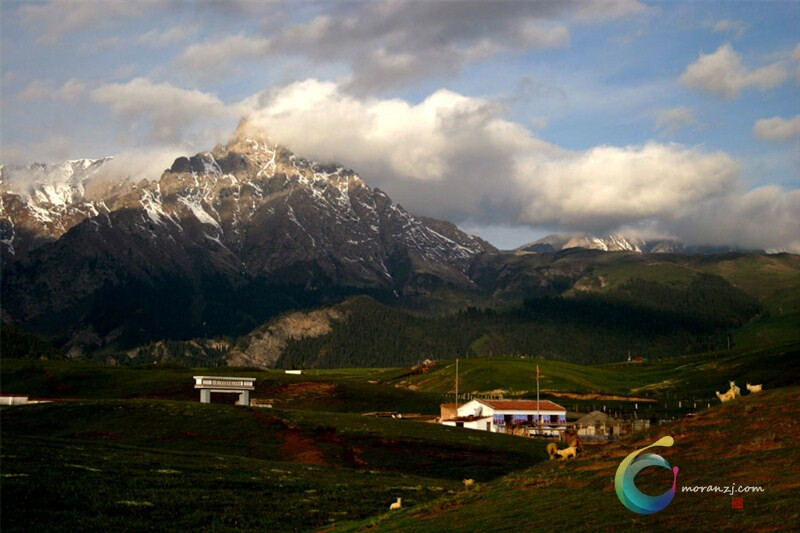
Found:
[2,313,798,532]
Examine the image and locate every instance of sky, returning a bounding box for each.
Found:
[1,0,799,251]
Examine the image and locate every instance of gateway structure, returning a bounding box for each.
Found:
[441,399,567,436]
[194,376,255,406]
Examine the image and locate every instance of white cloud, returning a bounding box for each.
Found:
[2,71,19,85]
[518,143,738,229]
[668,186,800,253]
[710,19,746,39]
[90,78,230,143]
[680,44,788,99]
[572,1,650,22]
[17,79,53,101]
[246,79,562,221]
[17,78,85,102]
[177,1,645,90]
[137,25,199,47]
[241,79,797,251]
[93,147,186,184]
[19,1,144,44]
[57,78,86,101]
[655,106,695,135]
[754,115,800,142]
[1,134,72,165]
[179,34,272,81]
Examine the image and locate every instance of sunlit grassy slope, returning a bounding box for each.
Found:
[566,253,800,314]
[333,387,800,533]
[388,342,800,402]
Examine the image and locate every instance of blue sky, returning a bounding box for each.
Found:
[1,1,798,250]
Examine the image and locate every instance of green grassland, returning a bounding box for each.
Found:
[564,253,800,311]
[4,331,798,414]
[0,359,441,414]
[2,266,799,533]
[382,341,800,405]
[1,399,546,532]
[332,386,800,533]
[3,336,800,532]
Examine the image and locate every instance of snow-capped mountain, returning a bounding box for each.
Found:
[516,234,762,254]
[517,234,646,253]
[0,157,128,258]
[1,120,495,352]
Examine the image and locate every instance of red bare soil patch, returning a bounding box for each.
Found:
[281,428,327,465]
[260,381,339,405]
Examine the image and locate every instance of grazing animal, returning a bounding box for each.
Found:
[729,381,741,397]
[746,383,763,393]
[463,479,475,487]
[389,497,402,510]
[546,442,559,460]
[716,390,735,403]
[563,429,584,454]
[553,446,577,460]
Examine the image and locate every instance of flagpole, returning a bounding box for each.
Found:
[536,365,540,437]
[455,357,459,408]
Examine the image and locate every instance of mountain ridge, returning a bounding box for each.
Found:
[0,122,495,353]
[516,233,765,254]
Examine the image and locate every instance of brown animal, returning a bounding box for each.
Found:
[564,429,584,454]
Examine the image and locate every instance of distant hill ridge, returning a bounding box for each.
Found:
[516,233,764,254]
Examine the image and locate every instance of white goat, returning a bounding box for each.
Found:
[389,497,402,510]
[716,390,735,402]
[729,381,741,397]
[746,383,763,393]
[463,479,475,487]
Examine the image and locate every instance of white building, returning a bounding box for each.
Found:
[441,399,567,436]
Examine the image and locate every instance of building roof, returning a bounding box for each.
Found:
[576,410,617,425]
[476,399,566,412]
[442,415,492,423]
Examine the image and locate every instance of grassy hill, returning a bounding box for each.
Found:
[0,359,442,414]
[4,334,798,415]
[2,336,799,532]
[4,380,797,532]
[1,399,547,532]
[332,386,800,532]
[387,341,800,404]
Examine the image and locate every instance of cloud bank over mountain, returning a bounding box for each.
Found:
[244,80,797,252]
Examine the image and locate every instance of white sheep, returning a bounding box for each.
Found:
[463,478,475,487]
[389,497,402,510]
[729,381,741,397]
[716,390,735,402]
[746,383,763,393]
[553,446,577,460]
